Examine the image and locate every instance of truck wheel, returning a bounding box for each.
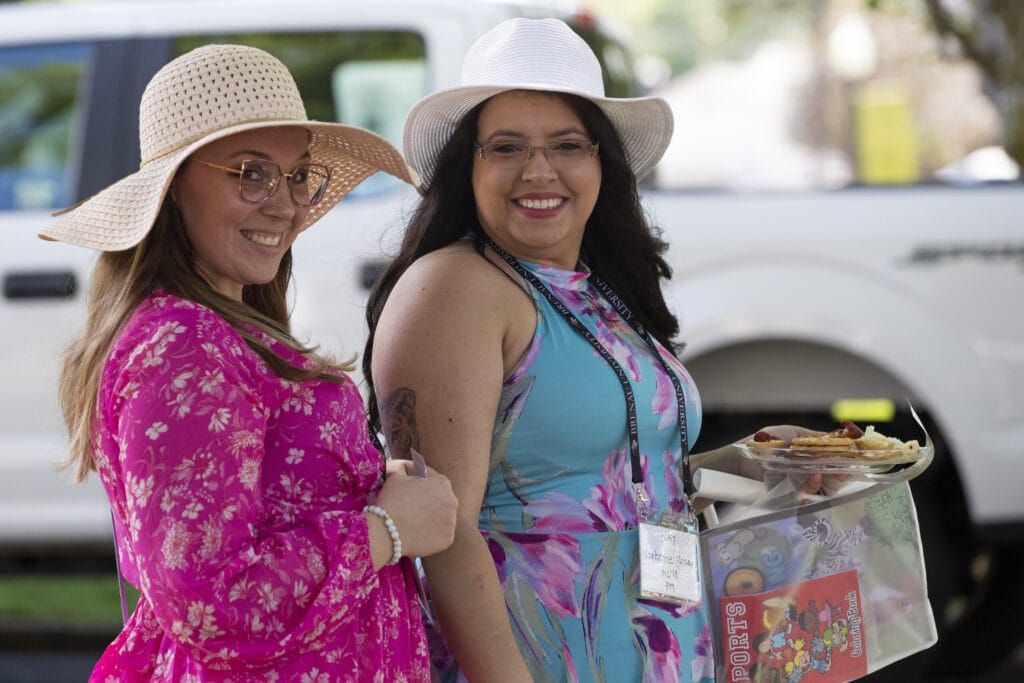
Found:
[924,545,1024,676]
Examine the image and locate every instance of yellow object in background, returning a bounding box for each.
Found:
[855,81,920,184]
[831,398,896,423]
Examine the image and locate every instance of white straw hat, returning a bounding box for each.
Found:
[403,17,673,187]
[40,43,418,251]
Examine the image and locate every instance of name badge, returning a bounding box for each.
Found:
[638,522,703,607]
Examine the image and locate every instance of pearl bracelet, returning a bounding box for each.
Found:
[363,504,402,566]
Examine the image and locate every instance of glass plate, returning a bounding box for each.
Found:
[733,442,928,475]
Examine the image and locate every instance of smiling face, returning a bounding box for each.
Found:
[173,127,313,301]
[471,90,601,270]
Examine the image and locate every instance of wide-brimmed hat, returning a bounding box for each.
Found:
[403,17,673,188]
[40,43,418,251]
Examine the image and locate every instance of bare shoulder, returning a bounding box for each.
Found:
[376,241,535,377]
[389,241,526,315]
[404,241,510,288]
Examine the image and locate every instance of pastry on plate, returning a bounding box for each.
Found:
[745,430,785,449]
[789,435,855,454]
[854,425,920,454]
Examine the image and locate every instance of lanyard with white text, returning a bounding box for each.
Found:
[588,273,694,502]
[485,237,694,520]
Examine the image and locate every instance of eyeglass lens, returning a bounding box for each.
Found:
[239,160,330,206]
[478,140,598,169]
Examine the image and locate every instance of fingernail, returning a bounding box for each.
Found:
[410,448,427,478]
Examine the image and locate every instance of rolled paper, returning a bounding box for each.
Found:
[692,468,767,504]
[702,503,720,528]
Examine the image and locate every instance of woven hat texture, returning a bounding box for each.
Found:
[41,43,417,251]
[403,18,673,187]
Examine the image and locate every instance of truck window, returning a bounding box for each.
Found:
[0,42,92,211]
[174,31,426,196]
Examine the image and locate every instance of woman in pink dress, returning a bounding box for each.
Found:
[42,44,457,682]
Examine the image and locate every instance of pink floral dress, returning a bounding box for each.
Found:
[89,291,429,682]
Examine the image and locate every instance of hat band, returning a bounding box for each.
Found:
[140,116,306,166]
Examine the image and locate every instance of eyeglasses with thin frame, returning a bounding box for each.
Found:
[474,139,599,171]
[192,158,331,207]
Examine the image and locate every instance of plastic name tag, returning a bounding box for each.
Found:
[638,521,703,607]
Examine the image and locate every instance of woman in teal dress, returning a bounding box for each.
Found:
[363,18,786,682]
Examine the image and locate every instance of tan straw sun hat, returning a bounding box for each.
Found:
[402,17,673,188]
[40,43,418,252]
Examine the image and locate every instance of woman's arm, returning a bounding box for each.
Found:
[372,247,532,682]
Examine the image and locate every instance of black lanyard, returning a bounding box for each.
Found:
[484,237,694,519]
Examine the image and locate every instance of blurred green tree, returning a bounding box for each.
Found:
[913,0,1024,176]
[587,0,808,76]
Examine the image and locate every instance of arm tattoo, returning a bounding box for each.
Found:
[380,387,420,460]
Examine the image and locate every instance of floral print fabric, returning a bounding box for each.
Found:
[89,291,429,682]
[436,261,713,682]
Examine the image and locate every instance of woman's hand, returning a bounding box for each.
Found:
[746,424,822,447]
[739,425,846,496]
[374,461,458,559]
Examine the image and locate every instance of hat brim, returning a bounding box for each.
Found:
[403,84,673,188]
[40,118,418,252]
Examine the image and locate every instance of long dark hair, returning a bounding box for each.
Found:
[363,91,679,433]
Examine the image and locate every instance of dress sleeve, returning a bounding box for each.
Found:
[104,303,380,668]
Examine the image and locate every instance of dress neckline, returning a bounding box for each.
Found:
[517,258,591,293]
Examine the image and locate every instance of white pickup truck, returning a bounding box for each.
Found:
[2,0,1021,673]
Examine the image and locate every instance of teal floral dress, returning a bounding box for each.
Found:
[434,259,714,683]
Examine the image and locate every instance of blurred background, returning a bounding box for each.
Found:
[592,0,1020,190]
[1,0,1022,681]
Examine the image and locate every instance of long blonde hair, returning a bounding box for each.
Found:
[60,198,350,481]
